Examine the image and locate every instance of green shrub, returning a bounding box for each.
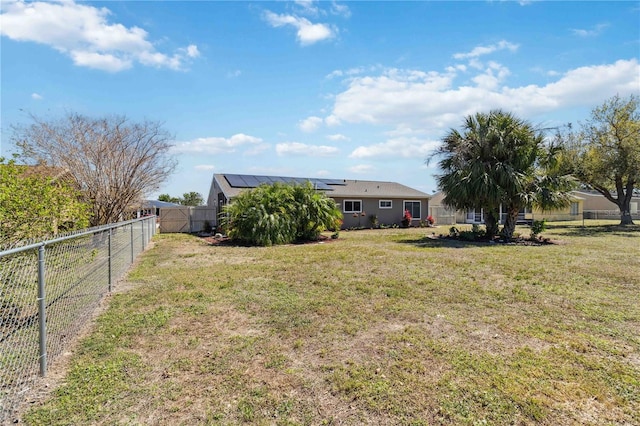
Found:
[530,219,547,239]
[459,230,476,241]
[471,224,486,238]
[220,182,342,246]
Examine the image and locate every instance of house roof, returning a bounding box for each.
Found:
[573,189,640,199]
[327,179,430,199]
[213,174,430,200]
[143,199,182,208]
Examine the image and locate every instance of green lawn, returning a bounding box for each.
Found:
[24,223,640,425]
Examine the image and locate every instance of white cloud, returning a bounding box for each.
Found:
[276,142,339,157]
[329,67,459,127]
[326,59,640,134]
[194,164,215,171]
[70,50,131,72]
[324,114,341,127]
[294,0,320,16]
[227,69,242,78]
[31,92,43,100]
[315,169,331,176]
[453,40,519,60]
[571,23,609,37]
[263,10,335,45]
[185,45,200,58]
[173,134,263,154]
[326,66,376,80]
[327,133,350,141]
[350,137,440,159]
[471,61,511,90]
[299,116,324,132]
[349,164,374,174]
[0,0,200,72]
[330,1,351,18]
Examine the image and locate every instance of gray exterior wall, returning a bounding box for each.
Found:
[333,197,429,229]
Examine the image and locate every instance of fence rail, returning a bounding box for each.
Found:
[583,210,640,220]
[0,216,156,423]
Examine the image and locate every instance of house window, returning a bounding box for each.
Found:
[570,202,579,215]
[467,208,483,223]
[403,201,421,220]
[344,200,362,213]
[379,200,392,209]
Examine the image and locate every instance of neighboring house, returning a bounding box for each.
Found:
[428,191,585,225]
[574,190,640,219]
[207,173,431,229]
[139,199,181,217]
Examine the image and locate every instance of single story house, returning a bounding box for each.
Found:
[207,173,431,229]
[574,190,640,219]
[139,199,181,217]
[429,191,585,225]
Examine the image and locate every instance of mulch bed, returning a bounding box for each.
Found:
[426,234,561,246]
[198,233,336,246]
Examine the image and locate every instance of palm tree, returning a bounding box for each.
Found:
[290,182,343,241]
[432,110,575,240]
[489,113,575,239]
[432,111,506,239]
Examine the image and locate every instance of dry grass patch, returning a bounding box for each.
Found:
[22,223,640,425]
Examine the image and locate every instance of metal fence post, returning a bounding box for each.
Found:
[108,228,113,292]
[130,223,134,263]
[37,245,47,376]
[142,219,146,251]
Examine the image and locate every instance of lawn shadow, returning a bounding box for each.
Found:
[548,223,640,238]
[396,235,506,249]
[396,231,564,248]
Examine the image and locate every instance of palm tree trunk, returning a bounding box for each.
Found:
[484,209,500,239]
[501,207,520,241]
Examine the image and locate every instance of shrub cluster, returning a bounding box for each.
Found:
[220,182,342,246]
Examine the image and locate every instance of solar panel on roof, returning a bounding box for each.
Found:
[225,174,250,188]
[320,178,346,186]
[243,175,260,187]
[225,174,342,190]
[314,182,333,191]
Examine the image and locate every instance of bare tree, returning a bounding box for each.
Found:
[13,113,177,226]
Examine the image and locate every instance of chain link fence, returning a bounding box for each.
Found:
[0,216,156,423]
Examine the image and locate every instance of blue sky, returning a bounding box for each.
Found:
[1,0,639,200]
